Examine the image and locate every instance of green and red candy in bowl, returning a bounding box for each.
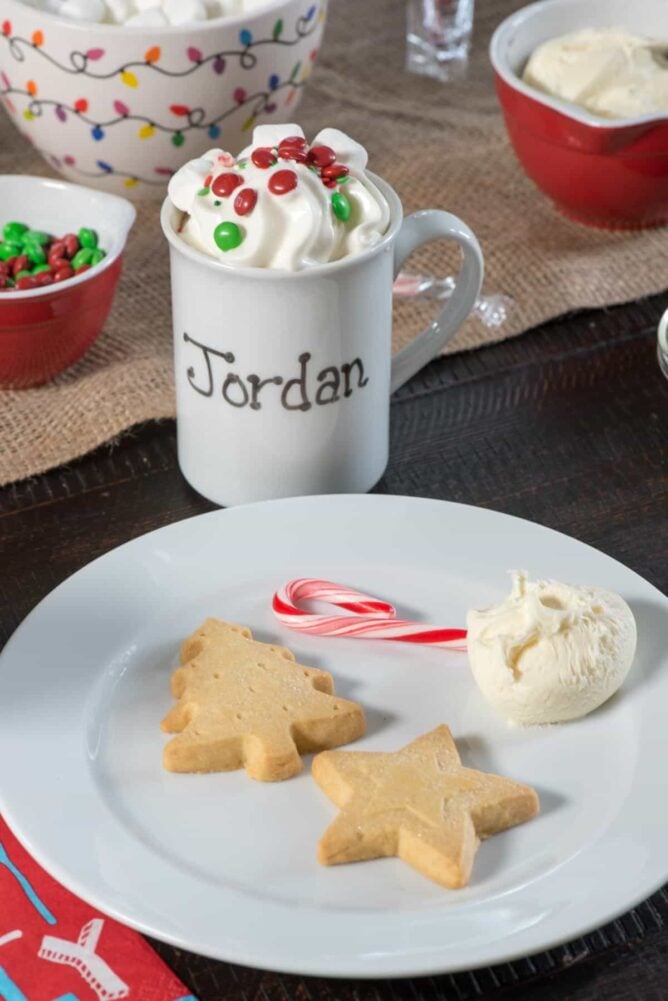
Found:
[0,221,107,290]
[0,0,327,199]
[0,175,135,389]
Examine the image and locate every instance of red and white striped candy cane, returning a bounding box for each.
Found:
[272,579,467,650]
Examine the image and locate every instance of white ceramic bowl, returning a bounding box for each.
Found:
[0,0,327,199]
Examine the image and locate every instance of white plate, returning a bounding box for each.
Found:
[0,495,666,978]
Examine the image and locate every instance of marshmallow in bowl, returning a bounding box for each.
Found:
[18,0,247,24]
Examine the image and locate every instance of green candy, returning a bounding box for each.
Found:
[23,229,51,246]
[15,269,32,279]
[71,247,94,270]
[3,221,28,242]
[89,248,106,266]
[32,263,51,274]
[331,191,351,222]
[25,243,47,265]
[78,227,98,249]
[213,221,243,252]
[0,241,22,261]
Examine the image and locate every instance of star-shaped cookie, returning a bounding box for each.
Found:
[312,725,539,888]
[161,618,365,781]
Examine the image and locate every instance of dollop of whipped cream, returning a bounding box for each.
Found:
[523,28,668,120]
[168,124,391,270]
[466,571,637,725]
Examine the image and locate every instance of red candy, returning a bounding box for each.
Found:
[12,254,29,277]
[234,187,258,217]
[15,275,37,290]
[278,147,307,163]
[34,271,54,287]
[63,233,80,258]
[53,264,74,282]
[211,172,243,198]
[75,264,91,275]
[307,145,336,168]
[278,137,307,160]
[279,135,307,150]
[48,239,67,261]
[322,163,349,180]
[251,147,277,169]
[322,178,337,189]
[268,169,298,195]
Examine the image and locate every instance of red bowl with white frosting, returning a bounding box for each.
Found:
[490,0,668,228]
[0,175,135,388]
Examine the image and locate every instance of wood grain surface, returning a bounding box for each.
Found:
[1,292,667,1000]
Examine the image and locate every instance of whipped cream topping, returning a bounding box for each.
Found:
[523,28,668,120]
[466,571,637,725]
[168,124,391,271]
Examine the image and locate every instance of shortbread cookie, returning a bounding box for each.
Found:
[312,725,539,888]
[161,619,365,781]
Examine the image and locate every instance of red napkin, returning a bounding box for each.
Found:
[0,816,196,1001]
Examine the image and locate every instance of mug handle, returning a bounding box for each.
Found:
[391,210,484,394]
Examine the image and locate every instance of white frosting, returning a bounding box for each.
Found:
[523,28,668,120]
[466,571,637,725]
[18,0,244,24]
[168,124,391,271]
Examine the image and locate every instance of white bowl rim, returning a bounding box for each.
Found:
[0,175,136,301]
[489,0,668,131]
[160,171,403,280]
[4,0,312,35]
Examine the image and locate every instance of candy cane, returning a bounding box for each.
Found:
[272,579,467,650]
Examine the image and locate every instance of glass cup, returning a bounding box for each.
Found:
[406,0,475,82]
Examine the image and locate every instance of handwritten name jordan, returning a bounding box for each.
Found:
[183,333,369,411]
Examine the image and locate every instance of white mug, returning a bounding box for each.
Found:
[161,175,484,507]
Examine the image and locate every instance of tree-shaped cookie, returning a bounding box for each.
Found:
[313,725,539,887]
[161,618,365,781]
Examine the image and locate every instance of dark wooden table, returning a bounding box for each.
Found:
[1,292,667,1000]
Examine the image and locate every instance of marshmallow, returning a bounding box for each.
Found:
[163,0,207,25]
[20,0,258,23]
[105,0,133,21]
[125,8,169,25]
[59,0,107,20]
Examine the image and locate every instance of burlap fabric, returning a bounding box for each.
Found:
[1,0,667,486]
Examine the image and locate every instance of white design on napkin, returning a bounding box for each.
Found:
[39,919,129,1001]
[0,930,22,948]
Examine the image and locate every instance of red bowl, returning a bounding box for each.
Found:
[490,0,668,229]
[0,176,136,389]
